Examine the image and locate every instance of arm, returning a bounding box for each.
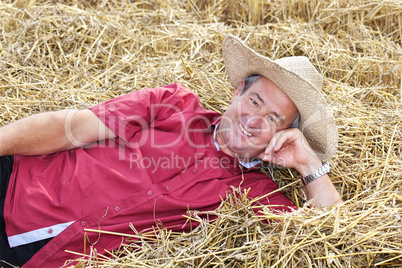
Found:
[261,128,343,207]
[0,109,116,156]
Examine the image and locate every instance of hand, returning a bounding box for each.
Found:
[260,128,343,207]
[260,128,322,176]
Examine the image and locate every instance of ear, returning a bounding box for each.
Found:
[231,81,245,103]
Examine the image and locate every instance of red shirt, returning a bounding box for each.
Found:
[5,84,295,267]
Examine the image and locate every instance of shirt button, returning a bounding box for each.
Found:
[166,186,171,191]
[192,168,198,174]
[81,221,87,227]
[147,190,153,196]
[114,206,120,212]
[47,228,53,234]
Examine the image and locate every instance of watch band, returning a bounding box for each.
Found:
[301,162,331,185]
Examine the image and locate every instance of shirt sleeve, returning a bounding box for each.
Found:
[89,83,198,142]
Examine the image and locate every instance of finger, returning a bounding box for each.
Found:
[271,129,295,151]
[262,130,291,160]
[262,133,280,159]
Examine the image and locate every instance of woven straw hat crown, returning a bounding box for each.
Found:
[222,35,337,161]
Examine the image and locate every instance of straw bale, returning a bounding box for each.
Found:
[0,0,401,267]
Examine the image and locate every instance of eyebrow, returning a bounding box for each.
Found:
[252,92,265,105]
[252,92,285,124]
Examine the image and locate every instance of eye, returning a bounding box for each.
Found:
[250,98,258,106]
[268,115,278,125]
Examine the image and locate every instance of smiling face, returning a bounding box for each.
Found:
[216,76,299,161]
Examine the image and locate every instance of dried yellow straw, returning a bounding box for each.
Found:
[0,0,400,267]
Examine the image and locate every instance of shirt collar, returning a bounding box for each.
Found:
[213,121,262,169]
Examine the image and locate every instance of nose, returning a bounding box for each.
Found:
[245,115,276,137]
[246,115,265,129]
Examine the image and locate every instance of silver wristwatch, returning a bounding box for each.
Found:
[301,162,331,185]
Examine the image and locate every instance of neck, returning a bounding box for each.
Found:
[214,123,235,158]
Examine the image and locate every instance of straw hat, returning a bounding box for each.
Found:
[222,35,337,161]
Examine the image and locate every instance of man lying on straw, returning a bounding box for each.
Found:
[0,35,342,267]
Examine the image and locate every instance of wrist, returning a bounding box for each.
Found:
[301,162,331,185]
[296,158,322,177]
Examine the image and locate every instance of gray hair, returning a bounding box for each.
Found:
[241,74,262,94]
[241,74,300,129]
[289,113,300,129]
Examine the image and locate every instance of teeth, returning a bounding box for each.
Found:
[239,123,253,137]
